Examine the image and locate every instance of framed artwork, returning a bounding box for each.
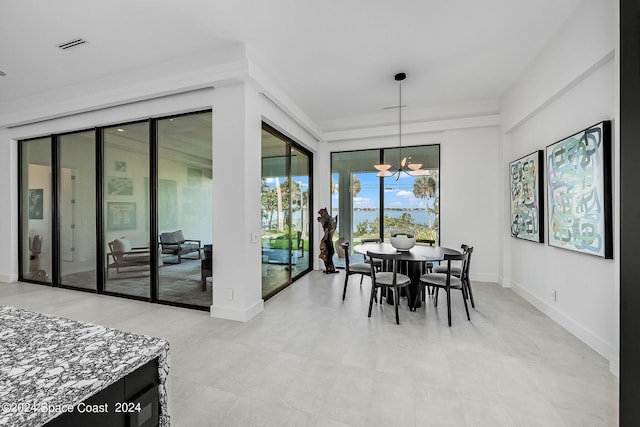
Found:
[509,150,544,242]
[546,120,613,258]
[107,177,134,196]
[107,202,136,231]
[28,189,44,220]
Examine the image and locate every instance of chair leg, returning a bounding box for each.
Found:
[446,288,452,327]
[434,287,439,306]
[462,288,471,321]
[466,278,476,308]
[342,274,349,301]
[394,285,400,324]
[360,274,364,285]
[368,283,376,318]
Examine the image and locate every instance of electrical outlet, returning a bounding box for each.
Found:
[551,289,557,302]
[226,288,233,300]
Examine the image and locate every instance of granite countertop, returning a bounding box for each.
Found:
[0,305,169,426]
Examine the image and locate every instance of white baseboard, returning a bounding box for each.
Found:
[470,273,498,283]
[0,273,18,283]
[510,280,618,376]
[210,299,264,322]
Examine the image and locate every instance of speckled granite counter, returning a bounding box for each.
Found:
[0,305,170,426]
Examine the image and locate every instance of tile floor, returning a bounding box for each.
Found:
[0,272,618,426]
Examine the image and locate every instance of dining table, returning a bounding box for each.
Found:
[353,242,462,310]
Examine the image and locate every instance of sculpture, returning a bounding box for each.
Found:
[317,207,338,273]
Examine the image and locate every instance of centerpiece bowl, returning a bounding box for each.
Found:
[390,230,416,251]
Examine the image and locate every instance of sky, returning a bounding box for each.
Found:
[332,172,431,210]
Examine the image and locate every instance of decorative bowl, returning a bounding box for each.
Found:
[390,231,416,251]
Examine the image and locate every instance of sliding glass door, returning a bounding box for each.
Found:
[103,122,151,299]
[261,124,312,299]
[59,130,97,290]
[157,112,212,307]
[20,137,53,283]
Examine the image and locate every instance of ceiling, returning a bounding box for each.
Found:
[0,0,583,131]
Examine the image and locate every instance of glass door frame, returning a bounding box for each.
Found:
[17,110,213,312]
[261,122,314,300]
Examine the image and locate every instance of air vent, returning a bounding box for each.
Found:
[57,38,87,50]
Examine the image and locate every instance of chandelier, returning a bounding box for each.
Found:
[374,72,429,180]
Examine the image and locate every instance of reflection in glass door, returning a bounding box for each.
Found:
[20,137,53,283]
[261,125,312,299]
[103,122,151,299]
[59,131,97,290]
[157,111,213,307]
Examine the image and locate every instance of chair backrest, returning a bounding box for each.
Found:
[360,238,381,244]
[461,246,473,280]
[442,252,469,279]
[367,251,402,283]
[360,238,381,263]
[160,230,185,245]
[416,239,435,246]
[108,237,132,261]
[340,241,352,272]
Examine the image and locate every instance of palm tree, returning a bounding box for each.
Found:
[352,175,361,197]
[413,175,437,227]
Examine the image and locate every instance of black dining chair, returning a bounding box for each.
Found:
[433,244,475,308]
[416,239,436,296]
[340,241,373,300]
[417,252,470,326]
[360,238,383,271]
[367,251,411,324]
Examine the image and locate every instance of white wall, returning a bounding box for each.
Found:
[500,0,618,372]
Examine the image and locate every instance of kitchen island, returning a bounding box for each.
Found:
[0,305,169,426]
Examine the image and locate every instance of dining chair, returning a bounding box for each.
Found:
[417,252,470,326]
[416,239,436,296]
[360,238,383,271]
[367,251,411,324]
[433,244,475,308]
[340,241,373,300]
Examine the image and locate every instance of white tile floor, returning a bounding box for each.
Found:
[0,272,618,426]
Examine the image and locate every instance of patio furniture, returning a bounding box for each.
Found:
[106,237,151,278]
[159,230,201,264]
[201,244,212,291]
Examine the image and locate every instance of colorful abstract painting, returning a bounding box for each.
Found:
[510,150,544,242]
[546,121,612,258]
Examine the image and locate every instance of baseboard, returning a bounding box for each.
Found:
[210,299,264,322]
[469,272,498,283]
[0,273,18,283]
[510,280,617,375]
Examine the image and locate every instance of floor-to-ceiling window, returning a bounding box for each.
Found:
[20,137,53,284]
[18,110,213,310]
[103,121,151,299]
[59,130,97,290]
[261,124,312,299]
[157,112,213,307]
[331,145,440,265]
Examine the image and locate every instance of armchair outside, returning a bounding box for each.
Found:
[159,230,201,263]
[107,237,151,278]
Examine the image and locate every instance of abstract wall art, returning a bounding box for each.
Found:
[546,121,613,258]
[509,150,544,242]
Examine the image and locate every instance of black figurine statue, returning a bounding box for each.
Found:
[317,207,338,273]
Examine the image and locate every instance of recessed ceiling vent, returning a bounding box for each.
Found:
[57,38,87,50]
